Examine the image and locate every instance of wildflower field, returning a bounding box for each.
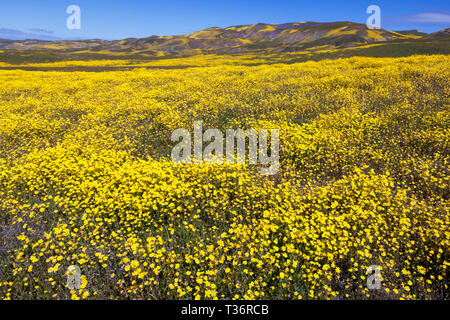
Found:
[0,54,448,300]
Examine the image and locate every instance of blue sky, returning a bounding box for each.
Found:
[0,0,449,40]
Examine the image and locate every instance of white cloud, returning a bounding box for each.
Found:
[409,13,450,24]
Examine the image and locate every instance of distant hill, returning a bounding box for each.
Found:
[0,28,61,41]
[0,22,449,66]
[425,28,450,39]
[0,21,431,55]
[394,30,427,37]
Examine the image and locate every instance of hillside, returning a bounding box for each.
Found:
[425,28,450,39]
[0,21,427,55]
[0,22,448,67]
[394,30,427,37]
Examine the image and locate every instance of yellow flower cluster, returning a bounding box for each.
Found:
[0,54,448,300]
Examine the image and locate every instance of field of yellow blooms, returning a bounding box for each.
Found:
[0,54,448,300]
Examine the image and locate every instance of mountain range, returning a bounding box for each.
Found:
[0,28,61,41]
[0,22,448,62]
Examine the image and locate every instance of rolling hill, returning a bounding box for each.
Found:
[0,21,433,54]
[0,21,448,65]
[425,28,450,39]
